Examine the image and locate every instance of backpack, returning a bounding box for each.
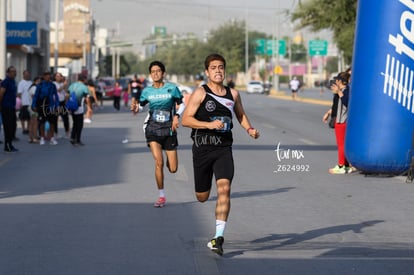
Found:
[35,83,51,113]
[65,91,79,111]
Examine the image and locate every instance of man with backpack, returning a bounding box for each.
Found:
[31,71,59,145]
[67,74,90,146]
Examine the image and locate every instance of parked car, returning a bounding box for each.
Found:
[97,77,115,98]
[246,81,264,94]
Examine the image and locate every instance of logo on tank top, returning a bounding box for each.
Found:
[205,100,216,112]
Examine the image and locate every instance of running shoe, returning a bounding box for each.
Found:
[345,166,358,174]
[154,197,166,208]
[207,236,224,256]
[329,165,347,174]
[50,138,58,145]
[39,138,45,145]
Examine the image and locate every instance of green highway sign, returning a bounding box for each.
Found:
[255,39,266,55]
[266,39,286,56]
[255,39,286,56]
[308,40,328,56]
[152,26,167,37]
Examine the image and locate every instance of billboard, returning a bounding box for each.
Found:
[6,22,37,45]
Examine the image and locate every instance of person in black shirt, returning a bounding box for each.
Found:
[0,66,18,152]
[128,74,143,109]
[182,54,259,256]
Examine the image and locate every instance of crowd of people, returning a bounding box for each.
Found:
[0,68,103,150]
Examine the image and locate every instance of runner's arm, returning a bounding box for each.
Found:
[182,87,221,130]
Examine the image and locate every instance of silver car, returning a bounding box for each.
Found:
[246,81,264,94]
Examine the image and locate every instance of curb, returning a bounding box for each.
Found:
[267,91,332,106]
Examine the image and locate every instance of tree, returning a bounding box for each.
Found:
[206,20,246,76]
[290,0,357,64]
[123,20,269,77]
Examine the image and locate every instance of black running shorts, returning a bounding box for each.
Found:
[147,135,178,150]
[192,145,234,193]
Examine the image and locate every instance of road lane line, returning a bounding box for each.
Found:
[298,138,318,145]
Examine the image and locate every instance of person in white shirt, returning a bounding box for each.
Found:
[289,76,300,100]
[53,72,70,138]
[17,70,32,134]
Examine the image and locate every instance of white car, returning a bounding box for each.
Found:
[246,81,264,94]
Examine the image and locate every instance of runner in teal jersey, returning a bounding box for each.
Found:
[131,61,185,208]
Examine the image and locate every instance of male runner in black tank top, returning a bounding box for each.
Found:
[182,53,260,256]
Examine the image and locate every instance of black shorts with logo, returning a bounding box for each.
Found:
[146,135,178,150]
[192,145,234,193]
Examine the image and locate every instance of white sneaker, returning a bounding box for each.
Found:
[50,138,58,145]
[84,118,92,123]
[40,138,45,145]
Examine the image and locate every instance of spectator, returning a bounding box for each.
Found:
[84,79,98,123]
[113,81,122,111]
[17,69,32,135]
[67,74,90,146]
[329,71,351,174]
[28,76,41,143]
[53,72,70,138]
[0,66,19,152]
[32,71,60,145]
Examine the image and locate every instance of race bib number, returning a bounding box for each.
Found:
[152,110,171,123]
[211,116,231,132]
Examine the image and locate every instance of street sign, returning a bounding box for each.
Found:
[274,65,283,74]
[279,40,286,56]
[308,40,328,56]
[255,39,286,56]
[152,26,167,37]
[266,40,286,56]
[255,39,266,55]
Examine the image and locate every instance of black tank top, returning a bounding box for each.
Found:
[191,85,234,147]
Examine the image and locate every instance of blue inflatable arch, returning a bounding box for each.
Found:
[346,0,414,174]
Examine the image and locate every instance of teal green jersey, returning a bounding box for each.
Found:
[140,82,183,112]
[68,81,90,100]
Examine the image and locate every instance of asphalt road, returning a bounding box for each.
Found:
[1,90,413,275]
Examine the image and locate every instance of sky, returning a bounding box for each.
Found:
[87,0,332,51]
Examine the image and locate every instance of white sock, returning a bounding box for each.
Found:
[214,220,226,238]
[159,189,165,198]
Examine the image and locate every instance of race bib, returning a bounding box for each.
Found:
[152,110,171,123]
[211,116,231,132]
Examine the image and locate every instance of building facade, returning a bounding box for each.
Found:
[5,0,50,81]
